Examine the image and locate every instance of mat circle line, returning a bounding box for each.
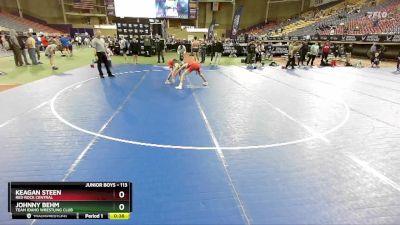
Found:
[50,69,350,151]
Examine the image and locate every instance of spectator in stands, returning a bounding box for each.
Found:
[213,38,223,65]
[91,30,114,78]
[307,42,319,67]
[177,41,186,62]
[373,19,379,27]
[9,30,23,67]
[155,37,165,64]
[191,36,200,61]
[321,41,331,66]
[129,37,140,64]
[45,44,58,70]
[26,33,39,65]
[298,41,309,66]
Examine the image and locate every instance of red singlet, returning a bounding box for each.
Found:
[167,59,175,68]
[187,61,201,73]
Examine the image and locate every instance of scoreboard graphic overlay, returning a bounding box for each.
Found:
[8,182,132,220]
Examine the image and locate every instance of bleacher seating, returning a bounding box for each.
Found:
[315,0,400,35]
[240,0,350,37]
[0,12,64,34]
[240,0,400,38]
[289,0,400,36]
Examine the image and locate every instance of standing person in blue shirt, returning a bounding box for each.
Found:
[34,33,41,62]
[59,35,71,57]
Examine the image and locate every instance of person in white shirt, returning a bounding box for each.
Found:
[91,31,113,78]
[119,36,128,63]
[177,42,186,61]
[106,47,113,68]
[75,36,82,48]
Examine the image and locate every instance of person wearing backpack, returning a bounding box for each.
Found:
[9,30,24,67]
[17,34,31,65]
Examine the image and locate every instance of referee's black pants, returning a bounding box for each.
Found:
[97,52,112,76]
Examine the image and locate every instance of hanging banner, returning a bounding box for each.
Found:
[261,35,400,43]
[230,5,243,39]
[207,19,216,41]
[104,0,115,16]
